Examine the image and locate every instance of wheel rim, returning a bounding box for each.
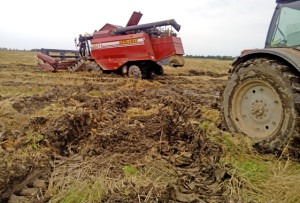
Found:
[128,65,142,79]
[231,80,283,140]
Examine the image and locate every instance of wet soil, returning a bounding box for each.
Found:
[2,63,297,202]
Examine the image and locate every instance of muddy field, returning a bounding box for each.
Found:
[0,51,299,202]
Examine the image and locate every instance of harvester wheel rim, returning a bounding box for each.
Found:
[83,62,102,72]
[128,65,142,79]
[231,79,283,140]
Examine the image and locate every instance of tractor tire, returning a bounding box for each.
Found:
[222,58,299,152]
[128,65,142,79]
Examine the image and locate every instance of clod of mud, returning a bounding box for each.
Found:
[41,108,96,156]
[188,69,227,77]
[161,130,228,202]
[288,136,300,161]
[0,149,51,202]
[0,95,5,101]
[25,116,48,132]
[11,88,68,114]
[9,194,26,203]
[0,130,24,142]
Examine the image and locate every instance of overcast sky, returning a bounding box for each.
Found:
[0,0,277,56]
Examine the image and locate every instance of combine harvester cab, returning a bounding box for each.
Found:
[37,11,185,78]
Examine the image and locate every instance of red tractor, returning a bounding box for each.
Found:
[222,0,300,152]
[37,12,184,78]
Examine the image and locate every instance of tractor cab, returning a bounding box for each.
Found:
[266,0,300,49]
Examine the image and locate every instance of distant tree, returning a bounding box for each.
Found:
[31,49,41,52]
[185,54,235,60]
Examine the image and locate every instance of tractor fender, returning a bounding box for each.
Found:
[232,48,300,73]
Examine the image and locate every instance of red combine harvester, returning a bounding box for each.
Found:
[37,11,185,78]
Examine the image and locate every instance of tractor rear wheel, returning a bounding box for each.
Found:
[128,65,142,79]
[222,58,299,152]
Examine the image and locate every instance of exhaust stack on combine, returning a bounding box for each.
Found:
[37,11,185,78]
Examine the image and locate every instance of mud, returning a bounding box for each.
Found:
[3,62,297,202]
[188,69,227,77]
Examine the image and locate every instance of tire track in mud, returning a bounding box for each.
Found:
[0,69,228,202]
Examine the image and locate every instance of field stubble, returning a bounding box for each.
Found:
[0,50,299,202]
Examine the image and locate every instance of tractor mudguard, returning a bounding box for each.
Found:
[232,48,300,73]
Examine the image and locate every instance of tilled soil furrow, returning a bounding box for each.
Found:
[0,66,229,202]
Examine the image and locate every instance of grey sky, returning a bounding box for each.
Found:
[0,0,277,56]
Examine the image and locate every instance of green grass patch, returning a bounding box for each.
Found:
[0,50,37,65]
[47,158,177,202]
[215,132,300,202]
[122,165,136,175]
[59,179,108,203]
[88,90,115,97]
[0,85,50,96]
[27,133,44,150]
[125,107,159,119]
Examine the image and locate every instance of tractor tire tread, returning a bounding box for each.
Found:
[221,57,299,152]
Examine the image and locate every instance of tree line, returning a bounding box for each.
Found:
[0,47,29,51]
[185,55,235,60]
[0,47,42,51]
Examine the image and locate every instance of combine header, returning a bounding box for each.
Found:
[37,11,185,78]
[37,49,80,72]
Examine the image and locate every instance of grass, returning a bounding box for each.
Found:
[26,133,44,150]
[0,50,37,65]
[164,57,231,75]
[0,99,30,131]
[120,79,164,93]
[0,85,50,96]
[197,107,300,202]
[46,156,177,202]
[122,165,136,175]
[125,107,159,120]
[223,144,300,202]
[88,90,116,97]
[216,132,300,202]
